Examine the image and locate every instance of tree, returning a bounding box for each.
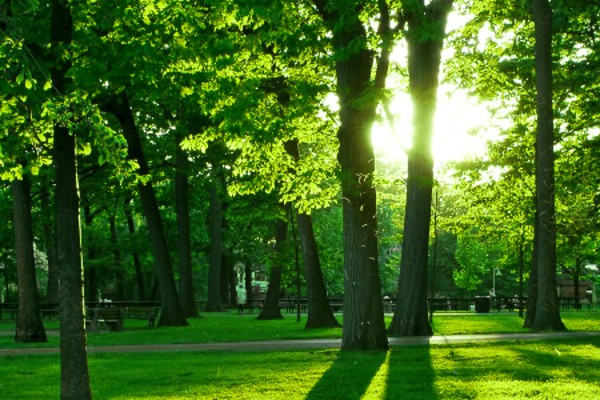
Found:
[312,0,389,351]
[205,164,225,312]
[285,140,340,328]
[50,1,93,397]
[103,93,187,327]
[257,216,287,320]
[529,0,565,331]
[389,0,453,337]
[176,132,199,317]
[12,176,47,343]
[124,198,147,301]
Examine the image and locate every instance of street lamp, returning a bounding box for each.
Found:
[492,267,502,297]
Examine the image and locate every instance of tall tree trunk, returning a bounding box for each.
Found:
[314,0,388,351]
[176,135,198,317]
[124,198,146,301]
[221,251,234,307]
[257,218,286,320]
[389,0,452,337]
[531,0,565,331]
[12,177,47,343]
[573,264,580,309]
[284,140,340,328]
[41,187,59,304]
[296,212,341,328]
[205,173,224,311]
[518,226,526,318]
[524,210,539,328]
[109,214,126,301]
[105,94,187,327]
[82,200,98,302]
[50,1,92,398]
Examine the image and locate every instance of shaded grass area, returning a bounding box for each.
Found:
[1,338,599,399]
[0,310,598,350]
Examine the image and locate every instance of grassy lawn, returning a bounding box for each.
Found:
[1,311,599,399]
[0,310,598,348]
[1,338,599,399]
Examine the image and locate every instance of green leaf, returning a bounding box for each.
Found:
[16,71,25,85]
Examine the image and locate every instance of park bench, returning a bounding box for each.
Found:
[86,307,125,332]
[126,306,160,327]
[41,304,59,319]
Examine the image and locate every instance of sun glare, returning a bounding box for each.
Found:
[372,86,494,167]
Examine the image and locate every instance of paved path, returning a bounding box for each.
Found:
[2,331,599,357]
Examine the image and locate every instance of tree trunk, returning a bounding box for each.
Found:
[284,139,339,328]
[41,187,59,304]
[124,198,146,301]
[221,251,234,307]
[524,211,538,328]
[205,173,224,311]
[573,266,580,309]
[297,212,341,328]
[389,0,452,337]
[531,0,566,331]
[12,177,47,343]
[109,214,126,301]
[314,0,388,351]
[82,200,98,302]
[50,1,93,398]
[176,135,198,317]
[105,94,187,327]
[258,218,286,320]
[518,226,526,318]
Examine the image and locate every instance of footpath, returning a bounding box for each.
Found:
[2,331,599,357]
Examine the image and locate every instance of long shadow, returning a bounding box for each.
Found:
[511,339,600,386]
[385,343,438,400]
[306,350,387,399]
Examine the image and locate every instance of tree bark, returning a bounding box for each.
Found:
[82,199,98,302]
[389,0,452,337]
[205,173,224,311]
[50,1,93,398]
[109,214,126,301]
[176,134,198,317]
[314,0,388,351]
[12,177,47,343]
[531,0,566,331]
[105,94,187,327]
[257,218,286,320]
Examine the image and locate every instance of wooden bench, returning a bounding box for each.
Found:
[126,306,160,327]
[41,304,59,319]
[86,308,125,332]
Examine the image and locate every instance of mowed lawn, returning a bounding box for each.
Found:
[0,311,599,399]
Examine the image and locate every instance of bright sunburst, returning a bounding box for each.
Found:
[372,86,494,168]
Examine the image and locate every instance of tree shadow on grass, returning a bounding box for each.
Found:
[511,342,600,386]
[306,350,387,400]
[385,344,438,400]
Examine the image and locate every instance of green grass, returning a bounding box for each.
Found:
[0,310,598,349]
[1,311,599,399]
[1,338,599,399]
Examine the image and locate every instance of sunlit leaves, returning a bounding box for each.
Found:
[454,234,489,291]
